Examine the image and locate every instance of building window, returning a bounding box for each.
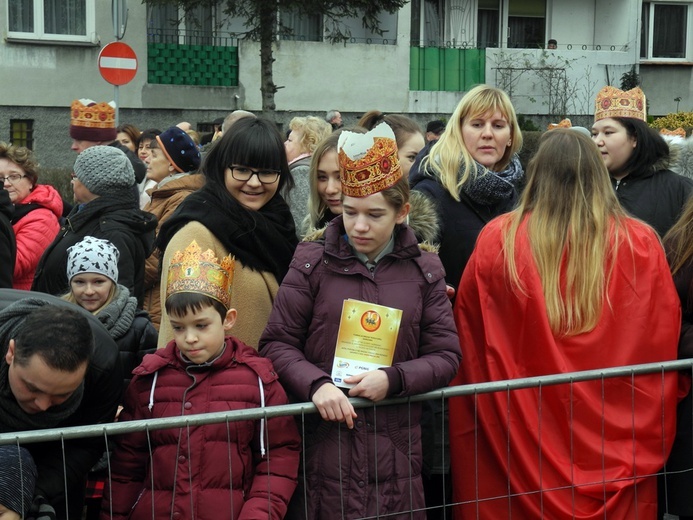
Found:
[641,2,689,59]
[412,0,544,49]
[7,0,95,42]
[10,120,34,149]
[478,0,499,48]
[279,8,323,42]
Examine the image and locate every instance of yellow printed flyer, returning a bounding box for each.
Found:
[331,299,403,388]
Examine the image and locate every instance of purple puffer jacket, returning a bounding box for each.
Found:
[260,216,461,520]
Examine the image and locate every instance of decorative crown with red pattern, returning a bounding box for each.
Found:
[166,240,235,309]
[69,99,117,141]
[338,123,402,198]
[594,86,646,122]
[660,127,686,138]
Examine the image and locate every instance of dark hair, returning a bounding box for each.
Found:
[379,176,410,213]
[138,128,162,148]
[116,123,141,144]
[202,117,293,193]
[13,306,93,371]
[165,292,227,322]
[614,117,669,177]
[357,111,423,149]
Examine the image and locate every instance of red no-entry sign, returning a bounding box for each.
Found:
[98,42,138,86]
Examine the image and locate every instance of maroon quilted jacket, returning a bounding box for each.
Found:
[101,336,301,520]
[259,217,461,519]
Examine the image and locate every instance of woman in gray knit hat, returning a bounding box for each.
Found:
[32,146,157,306]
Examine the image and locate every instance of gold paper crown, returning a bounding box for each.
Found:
[166,240,235,309]
[70,99,116,130]
[660,127,686,138]
[594,86,646,122]
[338,124,402,198]
[547,118,573,130]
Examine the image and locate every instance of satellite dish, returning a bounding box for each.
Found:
[112,0,128,40]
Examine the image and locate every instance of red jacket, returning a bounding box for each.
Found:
[101,336,301,520]
[12,184,62,290]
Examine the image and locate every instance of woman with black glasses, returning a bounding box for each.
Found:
[156,117,297,349]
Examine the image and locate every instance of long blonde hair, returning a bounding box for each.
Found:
[304,127,368,234]
[305,131,342,234]
[503,129,628,335]
[422,85,523,201]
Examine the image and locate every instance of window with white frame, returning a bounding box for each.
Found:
[8,0,95,43]
[640,2,690,60]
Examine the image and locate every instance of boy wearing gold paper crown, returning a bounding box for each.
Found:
[101,241,300,520]
[591,86,692,236]
[260,123,461,519]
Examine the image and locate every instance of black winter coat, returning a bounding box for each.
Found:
[611,168,693,237]
[0,289,122,520]
[32,193,157,306]
[113,309,158,393]
[410,152,518,299]
[0,190,15,288]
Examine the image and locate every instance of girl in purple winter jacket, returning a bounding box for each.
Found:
[260,123,461,520]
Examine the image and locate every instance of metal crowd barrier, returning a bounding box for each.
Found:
[1,359,692,519]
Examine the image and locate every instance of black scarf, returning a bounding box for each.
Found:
[157,183,298,282]
[67,191,139,231]
[461,154,524,206]
[0,299,84,432]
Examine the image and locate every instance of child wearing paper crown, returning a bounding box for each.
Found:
[259,123,461,519]
[101,240,301,520]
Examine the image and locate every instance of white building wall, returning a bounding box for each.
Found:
[1,0,690,125]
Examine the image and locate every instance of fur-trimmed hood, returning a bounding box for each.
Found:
[667,136,693,180]
[407,190,439,245]
[302,191,439,250]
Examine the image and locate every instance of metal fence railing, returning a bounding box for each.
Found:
[2,359,691,519]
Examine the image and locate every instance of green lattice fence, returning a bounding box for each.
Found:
[147,43,239,86]
[410,47,485,92]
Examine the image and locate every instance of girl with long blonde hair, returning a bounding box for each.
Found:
[303,131,343,235]
[503,129,626,335]
[449,129,681,520]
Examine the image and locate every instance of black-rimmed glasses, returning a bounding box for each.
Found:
[229,166,280,185]
[0,174,26,184]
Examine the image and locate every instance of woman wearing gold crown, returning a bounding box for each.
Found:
[591,86,693,236]
[448,129,680,519]
[155,117,298,350]
[260,123,461,519]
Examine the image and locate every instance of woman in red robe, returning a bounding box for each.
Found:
[449,129,681,519]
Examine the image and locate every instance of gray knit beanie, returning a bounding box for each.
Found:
[74,145,134,196]
[67,236,120,283]
[0,445,37,516]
